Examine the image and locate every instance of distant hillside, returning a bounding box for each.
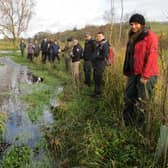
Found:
[1,22,168,50]
[148,22,168,33]
[34,23,130,46]
[33,22,168,46]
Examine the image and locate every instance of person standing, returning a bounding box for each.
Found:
[83,32,96,86]
[47,39,53,64]
[52,40,60,63]
[92,32,109,98]
[63,37,73,73]
[27,39,34,62]
[123,14,159,126]
[33,40,40,58]
[41,38,48,64]
[20,39,26,57]
[71,39,83,89]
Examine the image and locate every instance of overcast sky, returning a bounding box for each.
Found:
[25,0,168,37]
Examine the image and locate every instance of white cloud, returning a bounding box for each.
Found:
[25,0,168,37]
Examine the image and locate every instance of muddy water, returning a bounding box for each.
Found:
[0,57,56,147]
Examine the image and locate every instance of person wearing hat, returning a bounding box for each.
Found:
[123,14,159,126]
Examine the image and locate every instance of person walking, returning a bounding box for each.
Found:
[123,14,159,127]
[20,39,26,57]
[83,32,96,86]
[92,32,109,98]
[71,39,83,89]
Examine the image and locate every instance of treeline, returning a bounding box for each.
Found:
[33,23,129,46]
[1,21,168,51]
[33,21,168,47]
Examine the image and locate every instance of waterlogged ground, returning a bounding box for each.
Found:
[0,56,62,167]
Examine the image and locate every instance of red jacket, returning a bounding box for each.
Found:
[124,30,159,79]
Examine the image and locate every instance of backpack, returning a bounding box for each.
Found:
[106,47,114,66]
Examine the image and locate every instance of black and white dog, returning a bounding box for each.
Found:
[27,72,44,84]
[32,75,44,83]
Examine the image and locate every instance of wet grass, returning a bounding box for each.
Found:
[13,53,70,123]
[0,51,70,167]
[0,138,53,168]
[21,83,52,122]
[0,112,7,139]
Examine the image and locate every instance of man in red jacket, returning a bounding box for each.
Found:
[123,14,159,127]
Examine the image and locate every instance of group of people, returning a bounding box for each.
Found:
[65,13,160,128]
[20,13,160,127]
[20,38,60,63]
[62,32,110,96]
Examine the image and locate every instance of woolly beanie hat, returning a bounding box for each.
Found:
[129,14,145,25]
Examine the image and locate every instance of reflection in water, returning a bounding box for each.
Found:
[0,50,14,54]
[0,57,55,147]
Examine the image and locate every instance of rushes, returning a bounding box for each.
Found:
[153,33,168,168]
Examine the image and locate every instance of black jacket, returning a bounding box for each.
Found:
[20,42,26,50]
[92,39,109,62]
[41,40,48,53]
[71,43,83,62]
[83,39,96,61]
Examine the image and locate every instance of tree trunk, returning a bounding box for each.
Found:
[118,0,124,44]
[109,0,114,45]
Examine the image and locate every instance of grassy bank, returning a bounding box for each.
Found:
[43,47,162,168]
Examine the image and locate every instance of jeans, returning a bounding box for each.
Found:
[123,74,157,126]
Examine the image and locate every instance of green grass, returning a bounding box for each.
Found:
[47,84,159,167]
[1,145,31,168]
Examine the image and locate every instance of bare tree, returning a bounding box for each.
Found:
[164,10,168,19]
[109,0,115,45]
[0,0,35,46]
[118,0,124,43]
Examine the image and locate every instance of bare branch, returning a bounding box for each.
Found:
[118,0,124,43]
[0,0,35,44]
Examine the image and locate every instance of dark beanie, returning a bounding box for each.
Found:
[129,14,145,25]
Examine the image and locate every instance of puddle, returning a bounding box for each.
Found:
[0,57,58,148]
[0,50,14,54]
